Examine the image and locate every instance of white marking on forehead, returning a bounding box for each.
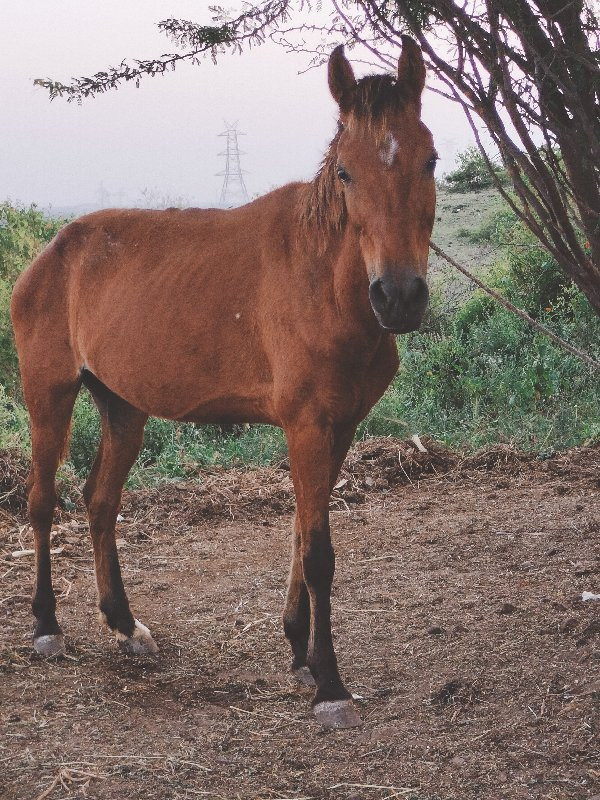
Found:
[380,132,399,167]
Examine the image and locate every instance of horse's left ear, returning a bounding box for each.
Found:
[397,35,426,112]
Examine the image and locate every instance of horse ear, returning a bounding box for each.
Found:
[397,35,426,111]
[328,45,356,113]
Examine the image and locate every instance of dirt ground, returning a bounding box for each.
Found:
[1,438,600,800]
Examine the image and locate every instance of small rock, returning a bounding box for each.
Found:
[450,755,466,767]
[559,617,579,634]
[574,562,595,577]
[498,603,517,615]
[428,626,445,636]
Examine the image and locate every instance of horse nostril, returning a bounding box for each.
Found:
[369,278,392,312]
[403,275,428,307]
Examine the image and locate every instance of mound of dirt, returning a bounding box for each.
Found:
[0,448,30,514]
[3,438,599,524]
[123,466,296,527]
[123,437,459,525]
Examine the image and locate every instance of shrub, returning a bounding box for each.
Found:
[0,384,30,451]
[443,146,508,193]
[0,203,67,283]
[0,204,69,396]
[362,232,600,453]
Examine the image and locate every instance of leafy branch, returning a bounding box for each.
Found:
[34,2,291,102]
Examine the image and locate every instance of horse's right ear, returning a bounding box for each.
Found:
[328,45,356,113]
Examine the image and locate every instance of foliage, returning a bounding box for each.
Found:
[362,212,600,453]
[58,389,287,486]
[34,1,599,312]
[443,147,508,193]
[0,204,69,396]
[0,384,30,451]
[0,203,66,283]
[1,202,599,486]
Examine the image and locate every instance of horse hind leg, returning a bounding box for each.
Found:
[27,382,80,656]
[283,513,314,686]
[82,374,155,654]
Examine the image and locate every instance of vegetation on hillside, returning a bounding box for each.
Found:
[442,147,509,194]
[1,193,598,487]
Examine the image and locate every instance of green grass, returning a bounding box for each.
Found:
[1,200,599,488]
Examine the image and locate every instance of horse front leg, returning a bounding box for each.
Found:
[285,422,361,729]
[284,424,356,687]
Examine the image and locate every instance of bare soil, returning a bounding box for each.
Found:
[1,439,600,800]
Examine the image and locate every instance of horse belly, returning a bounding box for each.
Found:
[83,325,275,422]
[76,278,274,422]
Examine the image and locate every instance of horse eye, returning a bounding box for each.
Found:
[426,154,438,174]
[337,166,351,184]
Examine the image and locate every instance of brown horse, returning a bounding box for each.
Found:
[11,37,436,729]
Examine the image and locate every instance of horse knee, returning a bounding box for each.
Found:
[28,483,57,530]
[82,474,100,508]
[87,495,120,530]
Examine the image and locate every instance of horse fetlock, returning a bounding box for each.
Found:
[115,618,158,655]
[32,596,58,623]
[283,612,308,644]
[98,599,134,633]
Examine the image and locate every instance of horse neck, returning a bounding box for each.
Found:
[298,206,383,343]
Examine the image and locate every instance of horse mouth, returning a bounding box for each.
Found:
[376,313,425,335]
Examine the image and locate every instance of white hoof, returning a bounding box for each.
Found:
[313,699,363,729]
[116,619,158,655]
[33,634,65,657]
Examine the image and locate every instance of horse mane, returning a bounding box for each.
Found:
[298,73,408,241]
[298,125,346,237]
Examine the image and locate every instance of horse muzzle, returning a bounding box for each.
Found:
[369,273,429,334]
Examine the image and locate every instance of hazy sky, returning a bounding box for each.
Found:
[2,1,475,211]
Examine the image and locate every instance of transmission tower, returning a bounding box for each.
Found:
[216,122,249,206]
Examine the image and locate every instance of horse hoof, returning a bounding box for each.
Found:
[116,619,158,655]
[313,699,363,729]
[293,665,316,687]
[33,634,65,657]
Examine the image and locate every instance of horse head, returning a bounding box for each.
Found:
[328,37,437,334]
